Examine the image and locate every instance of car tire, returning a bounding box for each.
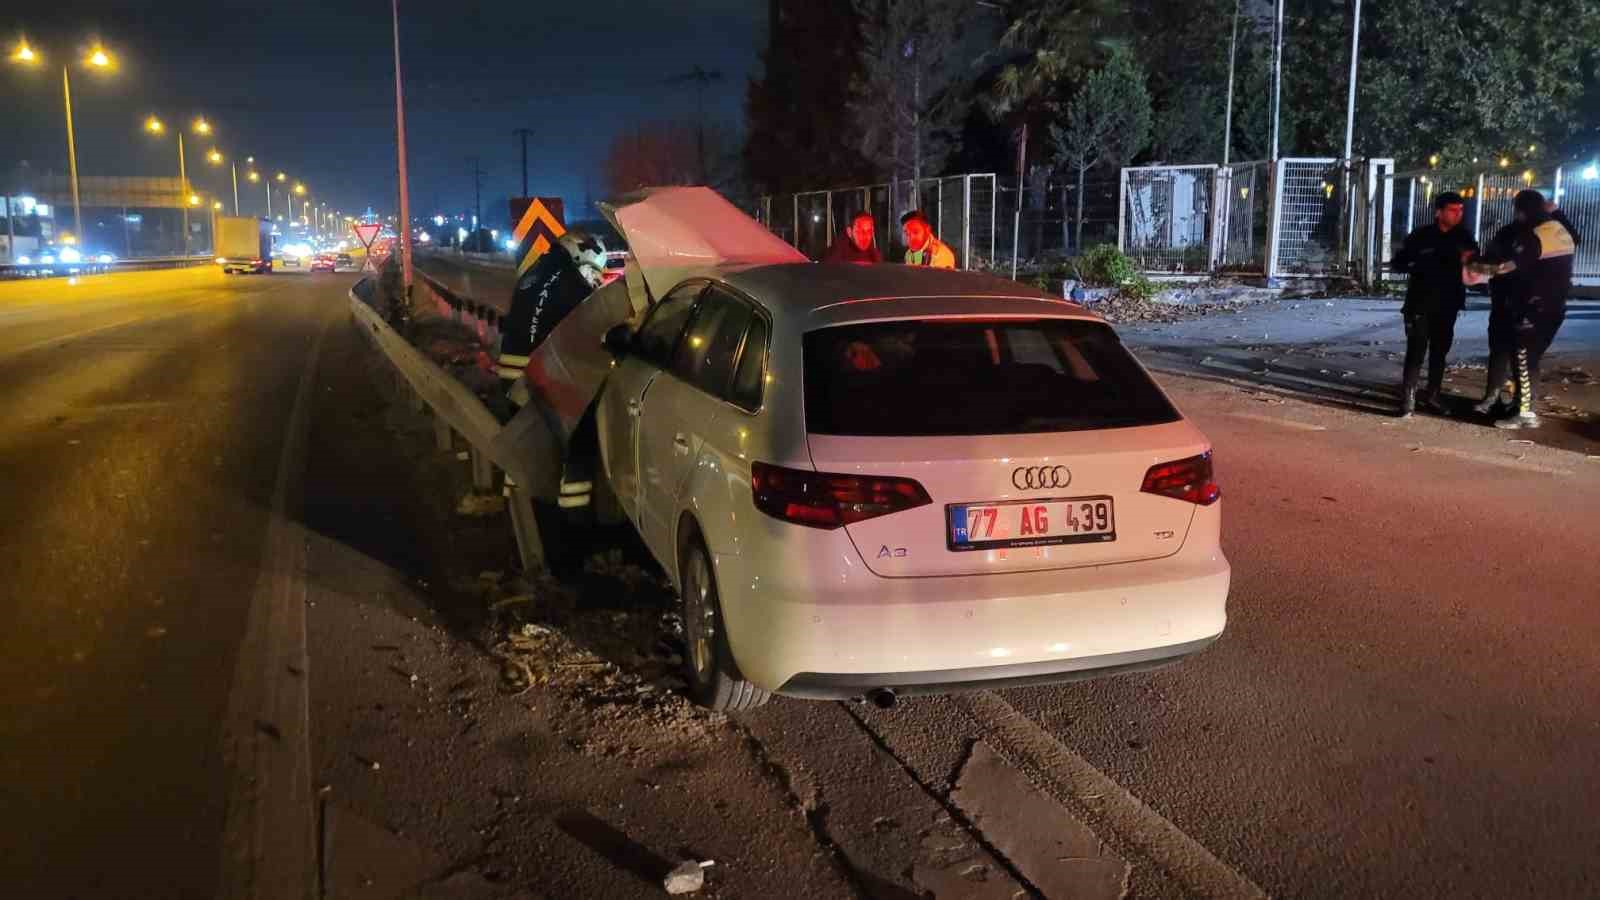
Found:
[678,534,770,712]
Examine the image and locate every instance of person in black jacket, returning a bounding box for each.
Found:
[1389,191,1480,416]
[1491,189,1577,430]
[1470,221,1522,416]
[1471,199,1583,417]
[821,211,884,263]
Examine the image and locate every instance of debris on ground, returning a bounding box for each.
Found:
[454,493,506,517]
[1088,292,1247,324]
[663,860,714,895]
[473,555,727,742]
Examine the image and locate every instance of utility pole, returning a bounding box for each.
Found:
[666,66,724,185]
[1342,0,1363,163]
[512,128,534,197]
[1270,0,1285,161]
[392,0,414,291]
[468,157,485,245]
[1222,0,1241,166]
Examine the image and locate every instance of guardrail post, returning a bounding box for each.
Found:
[503,477,546,572]
[469,447,495,492]
[433,415,453,451]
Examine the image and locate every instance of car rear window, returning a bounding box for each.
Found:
[803,318,1179,436]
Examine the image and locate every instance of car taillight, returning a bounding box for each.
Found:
[1140,452,1220,506]
[750,461,931,530]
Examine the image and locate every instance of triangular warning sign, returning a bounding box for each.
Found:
[353,223,382,249]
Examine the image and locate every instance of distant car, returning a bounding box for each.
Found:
[336,253,354,270]
[310,253,337,272]
[599,250,629,286]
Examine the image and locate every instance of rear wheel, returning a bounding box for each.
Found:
[678,535,770,712]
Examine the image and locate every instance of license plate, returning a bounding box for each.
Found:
[947,496,1115,551]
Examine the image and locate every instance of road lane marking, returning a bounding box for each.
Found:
[950,691,1268,900]
[1411,444,1572,476]
[216,303,330,900]
[1224,412,1329,431]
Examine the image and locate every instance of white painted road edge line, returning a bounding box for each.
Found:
[215,305,330,900]
[950,691,1269,900]
[1411,444,1572,476]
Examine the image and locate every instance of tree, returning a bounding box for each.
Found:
[1048,48,1152,250]
[850,0,976,183]
[1358,0,1600,167]
[986,0,1129,118]
[744,0,872,193]
[604,121,737,196]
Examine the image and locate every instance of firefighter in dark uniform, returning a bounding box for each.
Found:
[1389,191,1479,416]
[1492,189,1577,429]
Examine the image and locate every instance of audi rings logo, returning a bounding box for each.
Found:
[1012,465,1071,490]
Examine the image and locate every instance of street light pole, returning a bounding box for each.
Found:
[512,127,533,197]
[231,162,239,215]
[178,131,189,257]
[61,64,83,238]
[392,0,414,291]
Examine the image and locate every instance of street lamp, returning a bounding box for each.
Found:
[146,114,216,256]
[9,37,117,238]
[205,148,242,215]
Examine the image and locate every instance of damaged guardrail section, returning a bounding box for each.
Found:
[348,276,560,571]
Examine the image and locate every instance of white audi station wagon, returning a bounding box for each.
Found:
[594,256,1229,711]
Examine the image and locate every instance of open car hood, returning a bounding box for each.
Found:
[597,186,807,306]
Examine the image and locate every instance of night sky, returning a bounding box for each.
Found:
[3,1,766,227]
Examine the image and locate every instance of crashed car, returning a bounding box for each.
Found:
[513,188,1230,712]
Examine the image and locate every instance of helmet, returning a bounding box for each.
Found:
[559,230,607,288]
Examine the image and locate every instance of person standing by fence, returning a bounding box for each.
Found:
[1388,191,1478,417]
[900,210,956,269]
[822,211,883,263]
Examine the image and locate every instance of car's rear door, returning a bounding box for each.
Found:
[636,285,759,560]
[597,282,703,525]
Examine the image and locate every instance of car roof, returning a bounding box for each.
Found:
[716,262,1099,327]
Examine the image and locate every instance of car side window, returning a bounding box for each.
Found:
[633,283,704,367]
[730,315,768,412]
[671,287,753,398]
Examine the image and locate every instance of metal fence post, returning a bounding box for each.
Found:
[469,447,495,493]
[1117,168,1129,254]
[824,190,834,248]
[1264,159,1286,279]
[792,195,799,248]
[433,414,453,452]
[963,175,972,269]
[1473,173,1486,239]
[503,477,545,572]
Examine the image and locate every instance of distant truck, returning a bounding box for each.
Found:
[215,216,273,274]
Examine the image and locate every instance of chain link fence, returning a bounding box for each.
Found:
[1119,164,1218,273]
[757,158,1600,285]
[758,174,999,269]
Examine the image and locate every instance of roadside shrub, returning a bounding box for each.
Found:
[1073,243,1139,288]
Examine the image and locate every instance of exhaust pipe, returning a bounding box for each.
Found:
[866,688,897,710]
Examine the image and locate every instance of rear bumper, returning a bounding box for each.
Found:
[712,502,1230,694]
[778,635,1217,699]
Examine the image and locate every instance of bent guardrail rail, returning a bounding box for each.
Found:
[349,277,561,571]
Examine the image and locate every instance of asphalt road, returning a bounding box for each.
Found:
[2,266,1596,898]
[0,266,350,897]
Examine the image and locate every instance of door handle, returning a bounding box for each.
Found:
[673,434,690,455]
[626,399,641,417]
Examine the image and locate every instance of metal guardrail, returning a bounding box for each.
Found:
[348,278,558,571]
[0,254,216,281]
